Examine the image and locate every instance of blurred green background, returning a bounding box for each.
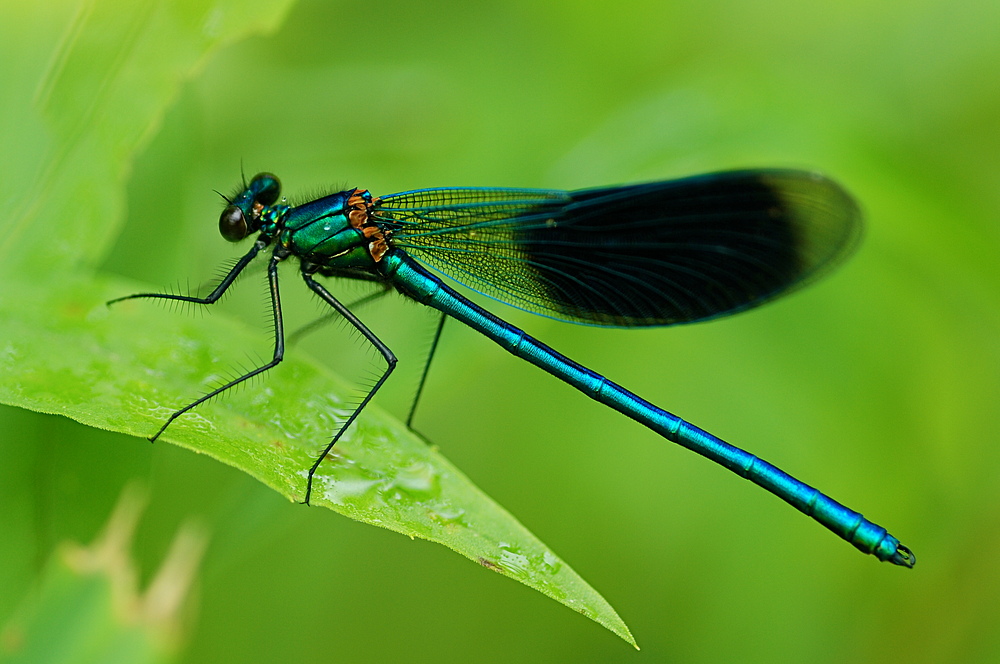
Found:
[2,0,999,661]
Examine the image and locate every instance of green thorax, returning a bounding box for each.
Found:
[270,189,381,270]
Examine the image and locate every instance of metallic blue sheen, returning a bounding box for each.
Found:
[112,170,914,569]
[382,251,909,565]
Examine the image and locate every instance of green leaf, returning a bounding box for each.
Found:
[0,0,635,648]
[0,271,634,647]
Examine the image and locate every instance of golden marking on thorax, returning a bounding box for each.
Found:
[347,189,389,262]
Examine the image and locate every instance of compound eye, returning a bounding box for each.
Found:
[219,205,248,242]
[250,172,281,206]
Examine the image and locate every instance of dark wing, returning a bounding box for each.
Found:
[372,170,861,327]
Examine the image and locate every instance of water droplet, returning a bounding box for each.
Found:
[498,549,530,576]
[390,462,440,499]
[542,550,562,574]
[322,476,384,505]
[430,506,467,526]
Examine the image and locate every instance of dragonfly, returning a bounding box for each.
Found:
[110,169,915,568]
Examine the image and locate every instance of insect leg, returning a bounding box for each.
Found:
[107,241,263,306]
[301,272,397,505]
[287,284,393,347]
[144,254,285,442]
[405,312,446,430]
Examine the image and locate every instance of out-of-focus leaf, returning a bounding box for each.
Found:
[0,0,293,278]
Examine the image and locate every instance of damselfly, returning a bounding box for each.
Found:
[110,169,914,567]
